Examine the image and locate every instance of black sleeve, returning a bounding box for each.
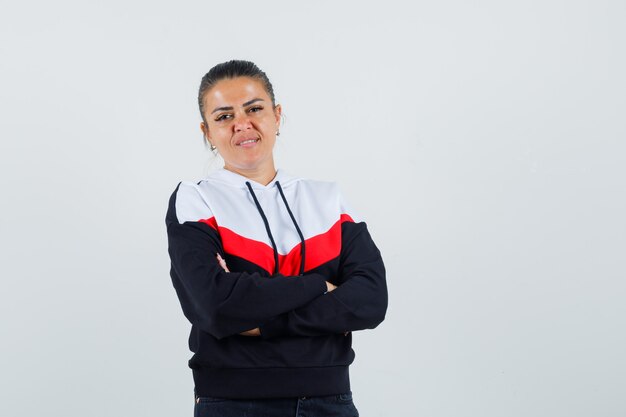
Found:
[258,221,388,338]
[166,184,328,340]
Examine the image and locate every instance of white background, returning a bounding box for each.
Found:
[1,1,625,416]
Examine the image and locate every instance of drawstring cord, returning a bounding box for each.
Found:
[245,181,280,274]
[244,180,306,276]
[276,181,306,276]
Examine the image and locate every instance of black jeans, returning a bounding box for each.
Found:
[194,391,359,417]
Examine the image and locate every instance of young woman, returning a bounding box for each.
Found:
[165,59,388,417]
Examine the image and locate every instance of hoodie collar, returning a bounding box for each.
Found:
[208,167,295,190]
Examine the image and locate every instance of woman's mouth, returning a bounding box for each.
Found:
[237,138,260,147]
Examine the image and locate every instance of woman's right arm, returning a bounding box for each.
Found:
[166,182,328,340]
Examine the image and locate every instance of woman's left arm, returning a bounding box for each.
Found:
[258,221,388,338]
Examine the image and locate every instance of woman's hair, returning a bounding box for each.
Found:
[198,59,276,126]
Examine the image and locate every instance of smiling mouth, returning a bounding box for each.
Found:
[237,138,260,146]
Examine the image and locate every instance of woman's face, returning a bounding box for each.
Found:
[200,76,282,175]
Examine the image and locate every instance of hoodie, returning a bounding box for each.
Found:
[165,167,388,399]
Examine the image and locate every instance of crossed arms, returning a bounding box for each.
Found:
[166,212,387,340]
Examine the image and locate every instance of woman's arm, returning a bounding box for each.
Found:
[238,280,338,337]
[257,221,388,338]
[166,184,328,340]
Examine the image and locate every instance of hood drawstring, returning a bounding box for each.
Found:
[276,181,306,276]
[245,180,306,276]
[245,181,280,274]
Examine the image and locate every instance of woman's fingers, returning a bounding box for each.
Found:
[240,327,261,336]
[216,253,230,272]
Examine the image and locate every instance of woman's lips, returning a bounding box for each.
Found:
[237,138,259,147]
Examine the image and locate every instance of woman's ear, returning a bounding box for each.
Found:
[200,122,210,143]
[274,104,282,129]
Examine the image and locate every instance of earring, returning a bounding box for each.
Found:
[276,130,280,136]
[204,135,217,152]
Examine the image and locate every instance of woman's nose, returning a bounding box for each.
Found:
[233,112,253,131]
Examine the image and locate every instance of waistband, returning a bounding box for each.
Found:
[193,365,350,399]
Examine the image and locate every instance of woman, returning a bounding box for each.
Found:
[165,59,388,417]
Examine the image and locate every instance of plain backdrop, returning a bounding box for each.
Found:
[1,1,625,416]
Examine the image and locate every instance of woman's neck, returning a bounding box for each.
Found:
[224,163,277,186]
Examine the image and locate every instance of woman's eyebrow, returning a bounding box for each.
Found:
[211,98,265,114]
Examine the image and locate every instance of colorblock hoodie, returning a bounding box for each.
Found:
[165,167,388,399]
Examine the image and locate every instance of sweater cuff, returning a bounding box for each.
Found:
[259,274,327,339]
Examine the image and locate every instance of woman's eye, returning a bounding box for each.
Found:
[215,114,231,122]
[248,106,263,113]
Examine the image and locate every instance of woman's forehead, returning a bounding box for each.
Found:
[205,77,268,106]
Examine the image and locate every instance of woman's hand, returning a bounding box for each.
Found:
[240,328,261,336]
[216,253,230,272]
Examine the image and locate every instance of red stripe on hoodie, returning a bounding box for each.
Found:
[199,214,354,275]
